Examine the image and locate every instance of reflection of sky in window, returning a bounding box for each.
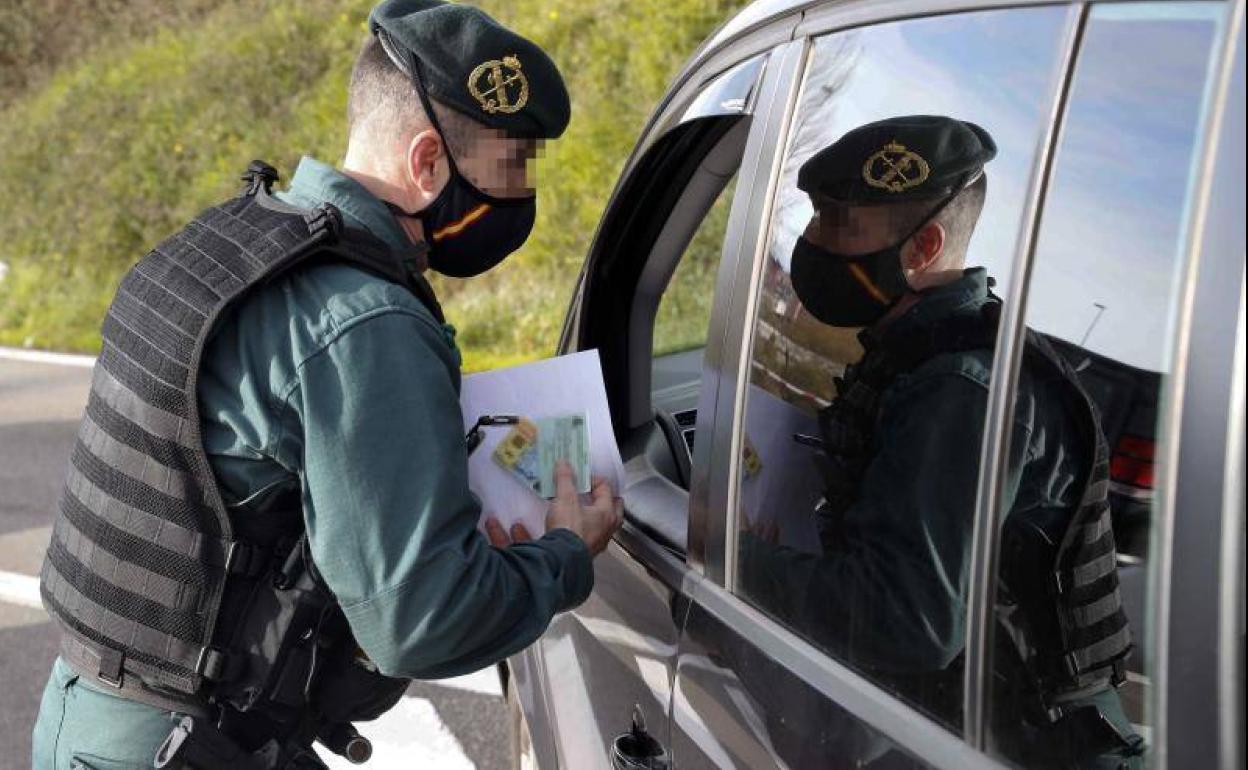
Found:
[769,6,1068,289]
[1026,4,1221,372]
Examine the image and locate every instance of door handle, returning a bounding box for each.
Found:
[610,704,671,770]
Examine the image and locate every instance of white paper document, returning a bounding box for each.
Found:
[738,384,824,554]
[460,350,625,535]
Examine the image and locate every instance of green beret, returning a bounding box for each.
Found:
[798,115,996,204]
[369,0,570,139]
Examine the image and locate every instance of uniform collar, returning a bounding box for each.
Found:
[862,267,993,346]
[280,156,412,254]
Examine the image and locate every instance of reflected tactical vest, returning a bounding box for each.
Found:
[39,161,440,708]
[813,297,1132,711]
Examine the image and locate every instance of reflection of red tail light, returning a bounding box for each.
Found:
[1110,434,1155,490]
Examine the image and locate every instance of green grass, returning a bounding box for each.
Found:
[0,0,747,371]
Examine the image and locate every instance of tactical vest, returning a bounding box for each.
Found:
[39,162,438,732]
[812,298,1132,716]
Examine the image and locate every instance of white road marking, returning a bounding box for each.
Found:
[0,569,44,610]
[315,694,476,770]
[0,347,97,368]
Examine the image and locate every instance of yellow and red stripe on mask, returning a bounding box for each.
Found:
[431,203,491,241]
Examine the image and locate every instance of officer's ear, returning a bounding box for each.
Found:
[902,221,945,273]
[404,127,449,199]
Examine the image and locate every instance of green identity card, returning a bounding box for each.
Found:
[537,414,591,499]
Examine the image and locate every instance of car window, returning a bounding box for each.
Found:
[728,5,1070,737]
[988,4,1226,766]
[654,174,738,359]
[580,55,765,549]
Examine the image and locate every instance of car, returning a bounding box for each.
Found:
[502,0,1246,767]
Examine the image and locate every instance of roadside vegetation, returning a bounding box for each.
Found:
[0,0,745,371]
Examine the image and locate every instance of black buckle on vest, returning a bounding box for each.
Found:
[1110,657,1128,687]
[224,541,268,578]
[194,647,237,682]
[97,645,125,688]
[304,203,343,241]
[240,160,279,196]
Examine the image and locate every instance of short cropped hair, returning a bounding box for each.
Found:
[346,34,478,157]
[886,172,988,263]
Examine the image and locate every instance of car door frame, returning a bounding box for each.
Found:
[511,12,806,769]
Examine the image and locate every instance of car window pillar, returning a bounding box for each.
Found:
[962,4,1088,748]
[688,38,809,582]
[1155,4,1245,765]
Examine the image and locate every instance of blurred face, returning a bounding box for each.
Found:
[802,197,947,280]
[803,199,914,255]
[455,127,541,199]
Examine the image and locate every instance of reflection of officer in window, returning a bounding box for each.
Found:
[739,116,1143,768]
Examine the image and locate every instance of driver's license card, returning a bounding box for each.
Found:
[492,418,542,494]
[537,414,591,499]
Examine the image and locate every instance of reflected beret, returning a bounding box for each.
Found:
[798,115,997,204]
[369,0,570,139]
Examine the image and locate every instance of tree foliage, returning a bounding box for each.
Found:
[0,0,745,370]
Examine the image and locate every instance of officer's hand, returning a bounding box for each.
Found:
[484,517,534,547]
[546,460,623,556]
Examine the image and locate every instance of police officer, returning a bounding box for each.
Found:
[738,116,1142,768]
[31,1,622,767]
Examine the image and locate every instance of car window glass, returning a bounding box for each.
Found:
[729,5,1069,741]
[988,4,1225,766]
[654,175,738,358]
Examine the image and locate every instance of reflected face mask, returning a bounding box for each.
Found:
[789,187,963,327]
[789,235,910,327]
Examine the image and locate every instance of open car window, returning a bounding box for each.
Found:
[578,54,766,554]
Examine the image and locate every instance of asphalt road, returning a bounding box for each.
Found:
[0,354,509,770]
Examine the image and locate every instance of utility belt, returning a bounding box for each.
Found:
[153,714,360,770]
[66,528,407,768]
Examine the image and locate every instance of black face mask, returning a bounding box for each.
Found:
[789,186,965,327]
[385,44,536,278]
[387,178,535,279]
[790,235,909,328]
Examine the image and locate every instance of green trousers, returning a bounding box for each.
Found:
[31,657,182,770]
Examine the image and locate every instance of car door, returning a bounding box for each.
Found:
[668,1,1241,768]
[508,23,800,769]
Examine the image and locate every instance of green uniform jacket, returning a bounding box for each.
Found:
[32,157,592,769]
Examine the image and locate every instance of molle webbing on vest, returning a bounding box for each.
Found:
[40,162,350,696]
[1032,332,1132,694]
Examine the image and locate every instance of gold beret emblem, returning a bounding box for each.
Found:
[468,55,529,115]
[863,140,930,193]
